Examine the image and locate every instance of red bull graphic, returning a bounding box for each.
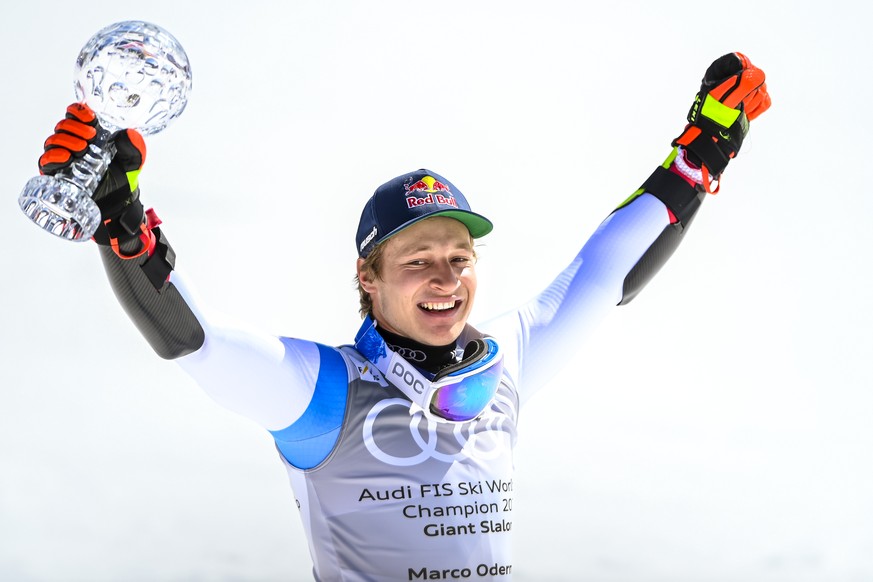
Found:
[404,176,458,209]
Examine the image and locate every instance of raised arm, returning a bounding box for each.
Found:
[482,53,771,402]
[35,104,319,431]
[38,103,203,359]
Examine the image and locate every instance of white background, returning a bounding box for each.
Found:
[2,1,872,581]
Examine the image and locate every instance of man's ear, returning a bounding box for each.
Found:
[357,258,377,293]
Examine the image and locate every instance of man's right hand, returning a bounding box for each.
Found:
[40,102,147,202]
[39,103,149,252]
[39,103,100,174]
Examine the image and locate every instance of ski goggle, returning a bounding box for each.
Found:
[354,317,504,422]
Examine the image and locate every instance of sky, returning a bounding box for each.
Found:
[2,1,872,581]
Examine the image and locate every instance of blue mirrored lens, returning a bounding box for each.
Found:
[430,359,504,421]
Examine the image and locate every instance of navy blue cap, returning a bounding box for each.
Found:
[355,169,493,258]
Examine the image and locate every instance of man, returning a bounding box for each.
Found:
[32,53,769,580]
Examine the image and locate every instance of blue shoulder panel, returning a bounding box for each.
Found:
[270,342,348,470]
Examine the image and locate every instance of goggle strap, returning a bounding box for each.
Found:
[379,349,434,411]
[354,318,433,410]
[433,338,489,382]
[353,317,503,420]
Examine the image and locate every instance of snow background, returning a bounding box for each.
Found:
[2,1,872,580]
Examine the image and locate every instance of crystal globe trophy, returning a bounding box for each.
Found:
[19,21,192,241]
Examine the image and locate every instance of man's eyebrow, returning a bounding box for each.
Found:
[395,240,474,255]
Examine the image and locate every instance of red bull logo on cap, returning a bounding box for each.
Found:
[404,175,458,209]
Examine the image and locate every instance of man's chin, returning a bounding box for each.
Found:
[413,320,467,346]
[373,310,469,345]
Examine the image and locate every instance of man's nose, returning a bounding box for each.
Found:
[429,260,461,291]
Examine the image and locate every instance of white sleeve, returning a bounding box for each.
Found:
[169,271,319,431]
[479,193,671,405]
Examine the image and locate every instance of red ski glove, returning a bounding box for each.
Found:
[673,52,771,191]
[39,103,149,254]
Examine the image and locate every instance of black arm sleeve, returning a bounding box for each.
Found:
[618,162,705,305]
[98,235,205,360]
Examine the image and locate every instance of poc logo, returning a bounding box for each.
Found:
[391,362,425,394]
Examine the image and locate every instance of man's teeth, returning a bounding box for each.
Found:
[420,301,455,311]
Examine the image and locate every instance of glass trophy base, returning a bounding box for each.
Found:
[19,175,102,241]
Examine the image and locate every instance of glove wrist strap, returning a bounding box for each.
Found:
[672,147,703,184]
[673,94,750,183]
[100,208,176,290]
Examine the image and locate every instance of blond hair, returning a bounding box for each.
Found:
[354,242,387,317]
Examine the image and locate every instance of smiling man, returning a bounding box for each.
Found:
[29,53,769,580]
[356,174,489,346]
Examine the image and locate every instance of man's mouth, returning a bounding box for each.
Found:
[419,300,460,312]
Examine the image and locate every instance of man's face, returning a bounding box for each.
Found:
[358,217,477,346]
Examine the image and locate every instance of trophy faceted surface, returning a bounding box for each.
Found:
[19,21,192,242]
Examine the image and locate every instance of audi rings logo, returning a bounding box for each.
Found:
[362,397,516,467]
[386,343,426,363]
